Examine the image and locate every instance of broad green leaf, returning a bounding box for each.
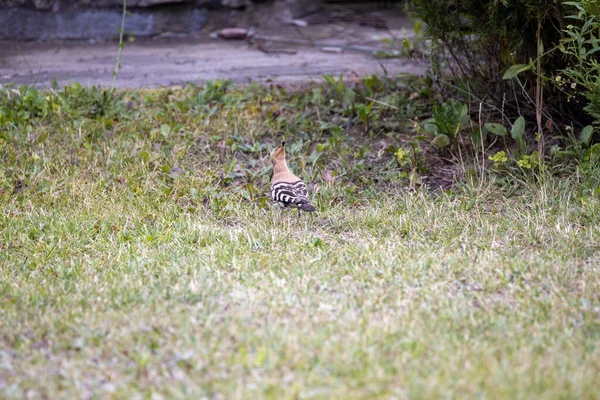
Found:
[579,125,594,146]
[589,143,600,155]
[511,116,525,142]
[431,134,450,149]
[485,122,507,136]
[421,119,440,135]
[502,64,533,80]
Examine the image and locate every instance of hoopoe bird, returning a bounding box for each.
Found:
[270,141,315,213]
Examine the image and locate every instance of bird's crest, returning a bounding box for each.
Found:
[270,141,286,165]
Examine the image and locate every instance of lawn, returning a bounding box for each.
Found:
[1,79,599,399]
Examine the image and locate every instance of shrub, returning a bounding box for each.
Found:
[558,0,600,126]
[409,0,598,151]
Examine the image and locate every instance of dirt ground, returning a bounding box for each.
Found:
[0,12,425,88]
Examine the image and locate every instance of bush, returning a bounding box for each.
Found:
[410,0,599,151]
[558,0,600,126]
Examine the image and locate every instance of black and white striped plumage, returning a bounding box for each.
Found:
[271,180,315,211]
[270,141,315,213]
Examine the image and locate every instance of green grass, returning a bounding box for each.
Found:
[1,80,599,399]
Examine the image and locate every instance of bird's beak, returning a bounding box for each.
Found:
[275,141,286,155]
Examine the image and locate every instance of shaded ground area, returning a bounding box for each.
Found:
[0,12,425,88]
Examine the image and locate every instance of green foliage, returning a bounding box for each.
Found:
[484,123,507,137]
[553,124,600,172]
[511,116,527,155]
[374,20,423,59]
[356,101,376,133]
[174,80,235,111]
[2,77,600,397]
[502,63,535,80]
[517,153,537,169]
[485,115,546,173]
[419,99,469,149]
[59,83,126,119]
[0,84,125,129]
[395,147,410,167]
[323,73,356,111]
[394,143,424,187]
[558,1,600,126]
[0,86,53,127]
[410,0,598,148]
[0,76,438,207]
[489,151,508,168]
[2,79,600,398]
[411,0,562,79]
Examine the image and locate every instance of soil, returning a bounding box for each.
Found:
[0,11,426,88]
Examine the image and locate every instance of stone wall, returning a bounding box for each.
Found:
[0,7,209,40]
[0,0,319,10]
[1,0,223,10]
[0,0,323,40]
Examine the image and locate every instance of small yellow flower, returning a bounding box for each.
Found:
[555,76,562,82]
[395,148,410,167]
[517,155,532,169]
[489,151,508,168]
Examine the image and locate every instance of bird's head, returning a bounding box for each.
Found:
[270,141,286,165]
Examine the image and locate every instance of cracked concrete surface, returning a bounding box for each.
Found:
[0,12,425,88]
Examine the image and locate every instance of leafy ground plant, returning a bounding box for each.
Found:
[1,80,600,399]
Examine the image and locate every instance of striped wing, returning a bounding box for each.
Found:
[271,180,311,207]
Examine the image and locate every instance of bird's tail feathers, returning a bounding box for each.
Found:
[299,202,316,212]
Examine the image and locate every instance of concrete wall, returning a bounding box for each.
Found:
[0,0,323,40]
[0,0,220,10]
[0,7,209,40]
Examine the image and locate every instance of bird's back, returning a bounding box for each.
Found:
[270,141,315,212]
[271,171,315,211]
